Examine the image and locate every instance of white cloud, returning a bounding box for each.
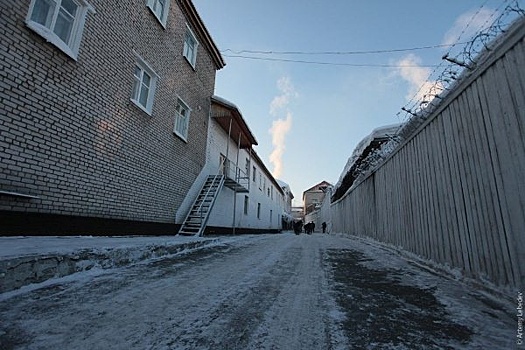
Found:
[395,8,495,105]
[442,8,495,46]
[268,76,297,178]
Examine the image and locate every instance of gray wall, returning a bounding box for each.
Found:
[0,0,218,226]
[331,19,525,291]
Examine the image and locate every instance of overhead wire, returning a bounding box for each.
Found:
[221,54,441,68]
[221,42,470,56]
[220,42,468,68]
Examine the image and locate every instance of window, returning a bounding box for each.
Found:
[244,196,249,215]
[26,0,94,60]
[174,98,191,141]
[270,210,273,223]
[147,0,170,27]
[131,55,159,115]
[252,166,256,182]
[183,25,199,68]
[257,203,261,219]
[245,159,251,178]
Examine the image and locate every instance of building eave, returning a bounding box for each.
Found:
[211,96,258,148]
[179,0,226,70]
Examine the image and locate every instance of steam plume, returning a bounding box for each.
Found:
[269,77,297,178]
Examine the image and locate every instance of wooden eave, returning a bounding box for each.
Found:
[211,97,258,149]
[179,0,226,70]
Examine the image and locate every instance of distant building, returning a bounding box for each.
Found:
[291,206,304,222]
[0,0,225,234]
[303,181,333,216]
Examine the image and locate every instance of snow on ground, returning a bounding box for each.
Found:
[0,235,217,259]
[0,234,252,295]
[0,232,518,349]
[327,234,516,349]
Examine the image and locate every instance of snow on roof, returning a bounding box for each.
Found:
[212,95,240,110]
[334,123,402,192]
[276,179,294,199]
[211,95,258,147]
[352,123,402,159]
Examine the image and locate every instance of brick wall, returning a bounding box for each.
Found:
[0,0,220,232]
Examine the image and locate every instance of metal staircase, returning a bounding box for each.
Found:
[178,174,225,236]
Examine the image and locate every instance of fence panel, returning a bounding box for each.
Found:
[331,21,525,291]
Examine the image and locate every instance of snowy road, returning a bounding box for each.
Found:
[0,233,516,349]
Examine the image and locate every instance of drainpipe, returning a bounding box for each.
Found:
[232,132,242,235]
[235,132,241,183]
[226,117,232,176]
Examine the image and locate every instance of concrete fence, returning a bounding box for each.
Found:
[331,19,525,292]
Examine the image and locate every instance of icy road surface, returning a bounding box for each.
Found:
[0,233,516,349]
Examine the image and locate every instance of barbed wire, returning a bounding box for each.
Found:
[393,0,524,147]
[334,0,524,196]
[398,1,500,123]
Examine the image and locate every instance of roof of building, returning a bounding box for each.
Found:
[211,95,258,148]
[332,123,401,202]
[276,179,294,198]
[302,181,333,199]
[180,0,226,70]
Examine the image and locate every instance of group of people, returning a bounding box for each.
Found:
[303,222,315,234]
[293,221,328,234]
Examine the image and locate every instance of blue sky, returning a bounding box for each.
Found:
[192,0,515,205]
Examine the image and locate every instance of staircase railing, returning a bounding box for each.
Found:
[220,157,249,191]
[195,173,222,221]
[178,173,224,236]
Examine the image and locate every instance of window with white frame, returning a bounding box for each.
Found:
[26,0,94,60]
[243,196,249,215]
[146,0,170,28]
[131,55,159,115]
[183,25,199,68]
[174,98,191,141]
